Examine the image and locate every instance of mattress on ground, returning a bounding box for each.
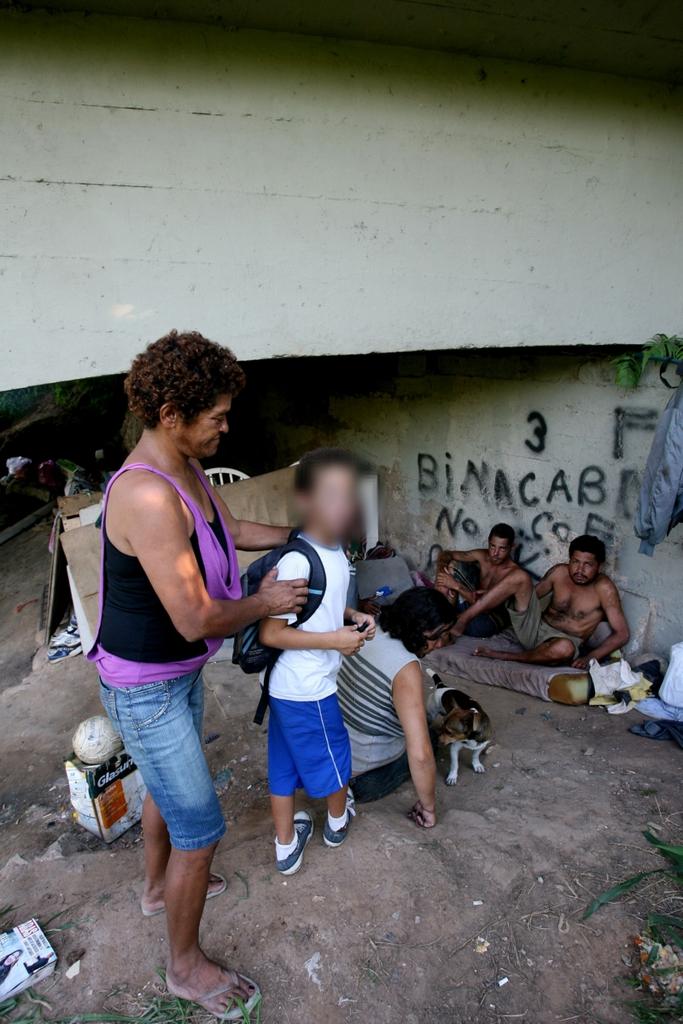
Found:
[424,631,588,703]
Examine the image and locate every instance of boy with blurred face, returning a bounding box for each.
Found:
[259,449,376,875]
[435,523,528,638]
[465,535,630,669]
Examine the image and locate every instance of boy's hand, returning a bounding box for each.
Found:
[349,611,377,640]
[333,625,368,656]
[257,567,308,616]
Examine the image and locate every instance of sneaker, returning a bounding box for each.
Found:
[49,614,79,649]
[276,811,314,875]
[323,810,351,849]
[47,642,83,662]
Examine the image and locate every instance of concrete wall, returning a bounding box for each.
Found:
[2,10,683,389]
[241,350,681,657]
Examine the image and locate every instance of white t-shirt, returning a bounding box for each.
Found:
[266,535,350,702]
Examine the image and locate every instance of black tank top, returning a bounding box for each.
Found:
[99,514,229,663]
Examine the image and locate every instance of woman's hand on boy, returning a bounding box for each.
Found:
[257,567,309,616]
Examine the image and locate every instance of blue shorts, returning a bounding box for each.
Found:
[268,694,352,798]
[99,669,226,852]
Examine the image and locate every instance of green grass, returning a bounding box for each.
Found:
[582,830,683,1024]
[628,999,683,1023]
[583,831,683,920]
[0,975,261,1024]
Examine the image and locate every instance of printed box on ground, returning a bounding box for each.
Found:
[0,919,57,1000]
[65,748,146,843]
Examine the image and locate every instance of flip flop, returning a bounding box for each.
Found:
[141,873,228,917]
[170,972,261,1022]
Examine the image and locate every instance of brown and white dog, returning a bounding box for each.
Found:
[426,674,492,786]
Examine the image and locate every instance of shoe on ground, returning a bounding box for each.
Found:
[47,642,83,662]
[323,811,351,848]
[276,810,314,875]
[49,614,80,649]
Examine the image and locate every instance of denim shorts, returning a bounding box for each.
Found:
[99,670,226,851]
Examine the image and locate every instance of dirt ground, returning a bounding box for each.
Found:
[1,523,681,1024]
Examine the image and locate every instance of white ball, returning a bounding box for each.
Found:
[72,715,123,764]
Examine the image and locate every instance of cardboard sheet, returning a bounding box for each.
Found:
[217,466,297,570]
[60,524,101,640]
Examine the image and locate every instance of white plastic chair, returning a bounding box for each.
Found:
[204,467,250,487]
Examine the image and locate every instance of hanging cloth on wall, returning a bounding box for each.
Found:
[634,380,683,555]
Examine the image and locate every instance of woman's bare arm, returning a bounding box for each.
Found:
[110,474,307,641]
[392,663,436,819]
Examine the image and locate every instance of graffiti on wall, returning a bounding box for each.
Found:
[420,407,657,578]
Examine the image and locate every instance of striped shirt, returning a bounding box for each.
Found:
[337,626,418,773]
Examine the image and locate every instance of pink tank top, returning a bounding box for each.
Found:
[87,462,241,687]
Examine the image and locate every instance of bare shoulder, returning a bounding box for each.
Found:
[544,563,567,581]
[510,563,532,581]
[108,468,183,520]
[595,574,621,603]
[392,660,424,693]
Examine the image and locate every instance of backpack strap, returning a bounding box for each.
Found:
[254,660,274,726]
[287,536,327,627]
[252,535,328,726]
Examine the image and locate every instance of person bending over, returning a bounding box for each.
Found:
[92,331,309,1018]
[435,523,527,638]
[453,534,629,669]
[338,588,456,829]
[259,448,376,876]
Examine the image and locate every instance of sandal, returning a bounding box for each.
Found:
[141,872,228,917]
[168,970,261,1021]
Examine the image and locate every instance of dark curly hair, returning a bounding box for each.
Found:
[569,533,606,563]
[379,587,456,655]
[124,330,246,428]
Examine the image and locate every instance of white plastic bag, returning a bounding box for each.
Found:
[589,658,641,697]
[660,641,683,708]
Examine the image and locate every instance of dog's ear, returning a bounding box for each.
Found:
[442,708,466,736]
[450,706,471,720]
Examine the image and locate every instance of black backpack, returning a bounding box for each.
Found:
[232,531,327,724]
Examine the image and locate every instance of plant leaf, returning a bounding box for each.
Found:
[613,353,642,389]
[648,911,683,947]
[613,333,683,389]
[643,831,683,870]
[582,868,664,919]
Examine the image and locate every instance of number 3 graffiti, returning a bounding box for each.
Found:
[525,411,548,454]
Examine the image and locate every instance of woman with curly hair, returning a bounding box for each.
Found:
[337,588,456,829]
[88,330,308,1019]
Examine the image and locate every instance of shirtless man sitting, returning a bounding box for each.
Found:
[452,534,630,669]
[435,523,528,638]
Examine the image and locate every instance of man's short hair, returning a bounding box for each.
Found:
[294,447,359,493]
[489,522,515,546]
[124,330,246,428]
[569,534,606,564]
